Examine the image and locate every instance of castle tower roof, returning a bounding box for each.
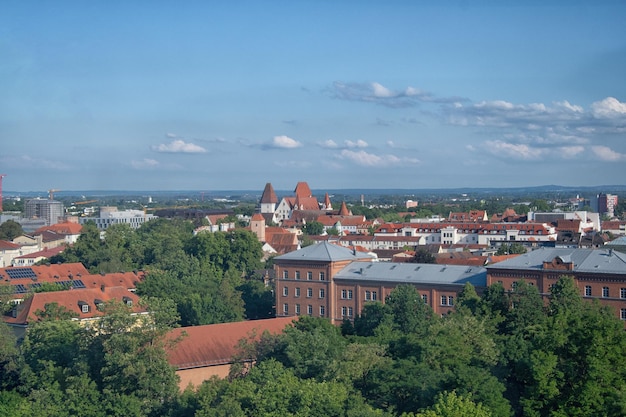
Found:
[260,183,278,204]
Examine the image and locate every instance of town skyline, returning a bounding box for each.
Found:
[2,2,625,191]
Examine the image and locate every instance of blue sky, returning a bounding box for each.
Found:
[1,1,625,192]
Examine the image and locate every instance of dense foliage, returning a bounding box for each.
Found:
[4,217,626,416]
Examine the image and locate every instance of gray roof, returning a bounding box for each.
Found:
[486,247,626,274]
[334,262,487,287]
[275,241,374,262]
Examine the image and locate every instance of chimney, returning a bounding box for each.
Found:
[100,284,105,292]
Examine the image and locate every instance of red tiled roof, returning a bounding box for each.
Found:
[0,263,143,293]
[251,213,265,222]
[4,286,143,326]
[0,240,21,250]
[338,201,351,216]
[294,182,312,198]
[14,246,64,259]
[35,222,82,235]
[260,183,278,204]
[167,317,296,369]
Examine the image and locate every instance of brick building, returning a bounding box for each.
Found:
[274,242,487,324]
[486,247,626,322]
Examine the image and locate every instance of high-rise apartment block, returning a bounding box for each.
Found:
[24,198,64,226]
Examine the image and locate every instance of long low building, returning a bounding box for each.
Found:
[275,242,626,325]
[274,241,487,324]
[486,247,626,322]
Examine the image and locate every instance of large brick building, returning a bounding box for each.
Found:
[275,243,626,325]
[486,247,626,321]
[274,242,487,324]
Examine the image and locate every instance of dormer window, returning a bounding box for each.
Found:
[78,301,89,313]
[123,296,133,307]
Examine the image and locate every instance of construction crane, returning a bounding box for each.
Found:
[0,174,6,212]
[48,189,60,200]
[72,200,98,206]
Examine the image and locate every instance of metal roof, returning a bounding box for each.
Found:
[275,241,374,262]
[334,262,487,287]
[486,247,626,274]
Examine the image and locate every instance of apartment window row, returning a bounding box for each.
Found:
[364,290,378,301]
[584,286,626,298]
[284,287,325,299]
[282,270,325,281]
[284,303,325,317]
[341,306,354,317]
[440,296,454,306]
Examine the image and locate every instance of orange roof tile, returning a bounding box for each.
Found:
[4,286,143,326]
[35,222,82,235]
[167,317,296,369]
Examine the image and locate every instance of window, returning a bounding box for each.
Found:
[347,290,353,299]
[283,303,289,314]
[283,270,289,279]
[621,288,626,299]
[319,289,325,299]
[295,287,300,297]
[422,294,428,304]
[448,296,454,306]
[295,304,301,315]
[319,272,325,281]
[342,289,347,299]
[307,271,313,280]
[621,309,626,321]
[365,290,371,300]
[81,303,89,313]
[319,306,325,317]
[295,271,301,280]
[585,286,592,297]
[307,305,313,315]
[603,287,609,298]
[372,291,377,301]
[342,306,347,316]
[441,295,448,306]
[283,287,288,297]
[348,307,353,317]
[307,288,313,298]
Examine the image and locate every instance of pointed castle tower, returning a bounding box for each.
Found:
[259,183,278,215]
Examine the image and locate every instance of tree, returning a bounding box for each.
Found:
[496,243,526,255]
[411,248,436,264]
[414,391,492,417]
[385,284,435,335]
[0,220,23,240]
[302,220,324,236]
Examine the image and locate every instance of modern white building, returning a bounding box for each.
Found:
[79,207,156,230]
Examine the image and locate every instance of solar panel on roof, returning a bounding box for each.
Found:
[6,268,37,280]
[72,280,86,289]
[14,284,28,294]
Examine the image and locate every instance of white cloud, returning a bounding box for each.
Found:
[345,139,368,148]
[153,139,207,153]
[372,82,394,98]
[271,135,302,149]
[166,132,177,138]
[331,81,463,107]
[131,158,159,169]
[591,145,626,161]
[319,139,339,148]
[338,149,419,167]
[591,97,626,118]
[558,146,585,158]
[485,140,545,160]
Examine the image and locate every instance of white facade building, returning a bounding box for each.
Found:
[79,207,156,230]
